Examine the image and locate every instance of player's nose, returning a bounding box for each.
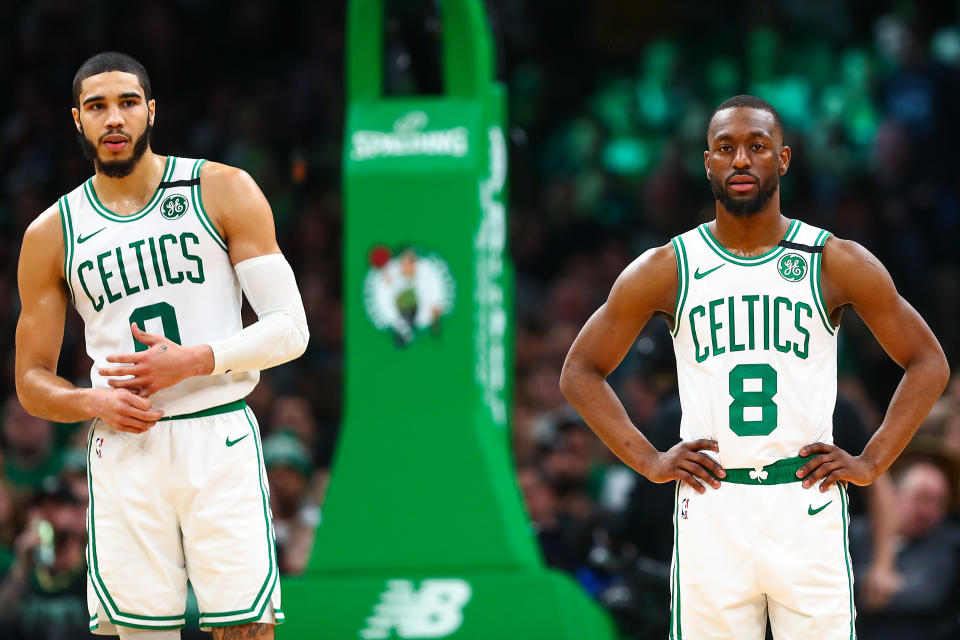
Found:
[732,144,751,168]
[104,105,125,128]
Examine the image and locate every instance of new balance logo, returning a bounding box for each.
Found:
[360,579,472,639]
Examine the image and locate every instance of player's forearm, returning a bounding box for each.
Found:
[16,366,99,423]
[208,254,308,375]
[861,351,949,475]
[560,365,659,475]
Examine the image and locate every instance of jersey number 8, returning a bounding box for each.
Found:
[728,363,777,436]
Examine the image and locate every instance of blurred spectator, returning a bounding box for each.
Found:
[0,482,22,577]
[0,479,88,640]
[2,396,62,496]
[851,459,960,639]
[263,431,320,576]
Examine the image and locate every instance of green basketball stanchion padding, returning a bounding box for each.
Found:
[280,1,618,637]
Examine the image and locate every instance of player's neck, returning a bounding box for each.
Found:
[91,150,166,214]
[711,198,790,258]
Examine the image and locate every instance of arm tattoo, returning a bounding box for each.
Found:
[212,623,273,640]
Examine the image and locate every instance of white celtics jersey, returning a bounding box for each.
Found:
[670,219,838,469]
[58,156,257,416]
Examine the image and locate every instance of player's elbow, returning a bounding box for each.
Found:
[559,358,588,404]
[932,350,950,395]
[290,318,309,359]
[14,375,42,418]
[274,312,309,365]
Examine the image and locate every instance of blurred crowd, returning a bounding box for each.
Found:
[0,1,958,638]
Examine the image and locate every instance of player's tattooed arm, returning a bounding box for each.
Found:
[796,237,949,491]
[561,244,726,492]
[97,323,213,397]
[212,623,273,639]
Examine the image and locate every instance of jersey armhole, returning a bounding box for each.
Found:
[670,236,689,338]
[191,159,228,252]
[810,230,837,335]
[58,196,77,304]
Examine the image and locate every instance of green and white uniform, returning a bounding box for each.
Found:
[59,157,282,633]
[668,219,855,639]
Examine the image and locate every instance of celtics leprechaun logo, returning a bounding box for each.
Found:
[363,245,456,347]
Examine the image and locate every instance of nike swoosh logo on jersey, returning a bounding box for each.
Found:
[808,501,832,516]
[225,434,249,447]
[77,227,107,244]
[693,264,725,279]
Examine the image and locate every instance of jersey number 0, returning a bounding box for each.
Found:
[129,302,182,352]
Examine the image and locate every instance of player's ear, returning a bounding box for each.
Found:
[147,99,156,127]
[778,145,791,175]
[71,107,81,133]
[704,150,712,179]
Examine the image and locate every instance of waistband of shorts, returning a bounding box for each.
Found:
[719,454,819,485]
[158,399,246,421]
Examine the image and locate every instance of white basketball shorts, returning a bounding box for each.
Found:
[668,456,856,639]
[86,400,284,634]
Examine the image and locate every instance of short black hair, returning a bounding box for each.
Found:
[709,94,783,140]
[72,52,151,108]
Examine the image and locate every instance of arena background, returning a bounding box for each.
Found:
[0,1,959,638]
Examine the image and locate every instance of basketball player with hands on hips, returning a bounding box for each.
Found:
[15,52,308,640]
[560,95,949,639]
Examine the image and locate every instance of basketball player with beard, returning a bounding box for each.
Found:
[15,52,308,639]
[561,95,949,638]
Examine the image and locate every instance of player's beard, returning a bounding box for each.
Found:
[710,169,779,217]
[77,122,152,179]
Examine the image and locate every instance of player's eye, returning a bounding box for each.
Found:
[753,143,765,151]
[719,144,731,152]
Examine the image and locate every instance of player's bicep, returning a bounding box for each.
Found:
[565,246,676,377]
[15,218,69,375]
[566,299,655,377]
[200,163,281,265]
[826,239,939,369]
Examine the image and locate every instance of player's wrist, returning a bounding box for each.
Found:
[633,448,663,480]
[79,387,107,421]
[854,452,883,483]
[192,345,215,376]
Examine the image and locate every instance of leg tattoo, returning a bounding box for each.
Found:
[211,623,273,639]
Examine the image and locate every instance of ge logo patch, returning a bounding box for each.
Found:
[160,194,189,220]
[777,252,807,282]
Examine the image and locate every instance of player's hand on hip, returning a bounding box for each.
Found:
[90,387,164,434]
[643,439,726,493]
[99,324,209,397]
[796,442,876,491]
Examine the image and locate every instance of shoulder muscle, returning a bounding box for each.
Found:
[820,236,897,313]
[199,162,280,264]
[608,242,678,320]
[20,203,66,285]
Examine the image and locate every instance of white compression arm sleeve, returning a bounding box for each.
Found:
[208,254,309,375]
